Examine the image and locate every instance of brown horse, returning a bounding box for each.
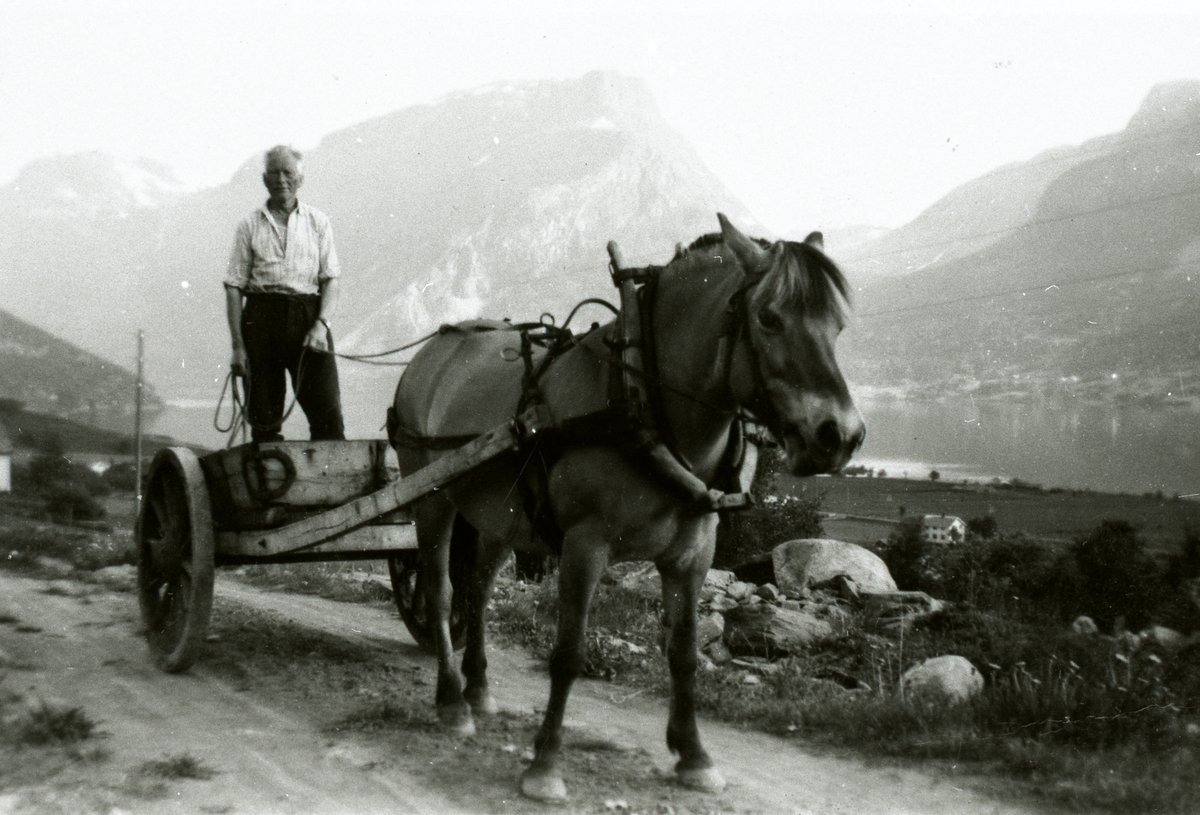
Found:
[390,214,864,801]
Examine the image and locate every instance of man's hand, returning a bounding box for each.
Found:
[304,321,331,353]
[230,345,249,378]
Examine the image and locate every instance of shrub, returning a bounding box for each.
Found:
[967,515,999,539]
[714,445,823,569]
[44,483,107,524]
[9,700,97,745]
[1158,527,1200,633]
[1072,520,1162,631]
[978,535,1077,617]
[27,452,74,491]
[21,452,112,500]
[874,527,1082,622]
[875,520,927,590]
[1164,527,1200,587]
[716,496,823,570]
[101,461,141,492]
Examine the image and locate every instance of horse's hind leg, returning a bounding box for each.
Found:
[659,522,726,793]
[520,534,609,803]
[416,495,475,735]
[460,532,510,718]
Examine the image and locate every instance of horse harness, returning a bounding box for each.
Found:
[389,243,771,551]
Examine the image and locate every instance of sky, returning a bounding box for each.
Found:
[1,1,1198,234]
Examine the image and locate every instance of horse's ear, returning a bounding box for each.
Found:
[804,231,824,252]
[717,213,770,272]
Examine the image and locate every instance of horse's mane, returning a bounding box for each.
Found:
[672,231,851,322]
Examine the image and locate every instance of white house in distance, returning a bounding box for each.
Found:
[920,514,967,544]
[0,420,12,493]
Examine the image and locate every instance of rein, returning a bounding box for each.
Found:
[214,346,314,447]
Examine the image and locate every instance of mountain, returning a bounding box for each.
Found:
[0,71,759,441]
[837,80,1200,405]
[0,307,161,433]
[4,151,193,218]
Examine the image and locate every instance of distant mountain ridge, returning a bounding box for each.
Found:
[5,151,192,219]
[0,71,759,441]
[2,75,1196,447]
[837,79,1200,405]
[0,307,160,433]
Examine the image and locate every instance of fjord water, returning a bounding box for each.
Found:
[853,395,1200,497]
[152,393,1200,499]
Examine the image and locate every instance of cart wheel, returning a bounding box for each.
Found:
[388,515,475,653]
[137,447,215,673]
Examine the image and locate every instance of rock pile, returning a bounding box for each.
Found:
[1070,614,1200,653]
[607,539,952,673]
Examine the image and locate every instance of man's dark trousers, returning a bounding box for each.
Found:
[242,293,345,442]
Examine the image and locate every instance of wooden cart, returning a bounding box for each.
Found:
[136,409,543,672]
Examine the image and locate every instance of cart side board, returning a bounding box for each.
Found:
[212,413,537,557]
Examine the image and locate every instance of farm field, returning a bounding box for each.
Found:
[787,474,1200,553]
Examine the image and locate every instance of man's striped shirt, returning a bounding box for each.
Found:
[225,201,341,295]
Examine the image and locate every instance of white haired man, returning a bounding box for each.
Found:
[224,145,345,441]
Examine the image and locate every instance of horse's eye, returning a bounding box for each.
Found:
[758,309,784,332]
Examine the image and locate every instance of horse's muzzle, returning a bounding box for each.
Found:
[783,416,865,476]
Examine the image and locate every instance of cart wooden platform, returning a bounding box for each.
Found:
[136,408,545,672]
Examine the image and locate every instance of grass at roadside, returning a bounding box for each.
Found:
[486,567,1200,815]
[234,562,398,605]
[0,513,134,573]
[4,479,1199,812]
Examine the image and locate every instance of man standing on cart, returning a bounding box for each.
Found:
[224,145,346,442]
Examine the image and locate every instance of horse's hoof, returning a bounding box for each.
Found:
[465,690,498,717]
[520,769,568,803]
[437,704,475,737]
[678,766,725,793]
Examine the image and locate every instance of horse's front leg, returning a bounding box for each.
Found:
[519,532,609,803]
[417,497,474,735]
[659,517,725,793]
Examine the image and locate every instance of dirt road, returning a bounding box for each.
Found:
[0,570,1039,815]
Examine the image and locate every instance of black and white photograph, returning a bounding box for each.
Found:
[1,2,1198,812]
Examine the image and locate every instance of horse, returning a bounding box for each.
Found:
[389,213,864,802]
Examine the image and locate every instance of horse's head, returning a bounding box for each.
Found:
[719,213,865,476]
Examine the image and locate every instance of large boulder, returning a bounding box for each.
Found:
[699,569,736,602]
[901,655,984,705]
[772,539,897,597]
[723,604,834,658]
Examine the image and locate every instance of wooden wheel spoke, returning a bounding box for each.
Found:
[147,582,176,630]
[136,447,214,673]
[148,489,170,531]
[148,526,184,581]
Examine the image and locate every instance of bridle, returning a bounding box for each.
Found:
[619,242,787,449]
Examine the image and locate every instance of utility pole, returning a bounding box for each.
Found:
[135,330,144,519]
